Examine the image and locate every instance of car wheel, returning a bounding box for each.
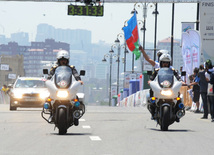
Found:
[10,102,17,111]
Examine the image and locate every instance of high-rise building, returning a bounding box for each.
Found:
[10,32,29,46]
[36,24,91,50]
[0,35,7,44]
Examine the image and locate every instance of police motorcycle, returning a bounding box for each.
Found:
[41,66,85,135]
[148,68,185,131]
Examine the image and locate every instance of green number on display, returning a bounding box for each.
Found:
[85,6,89,15]
[97,6,103,16]
[92,6,97,16]
[68,5,75,15]
[68,5,103,16]
[77,6,83,15]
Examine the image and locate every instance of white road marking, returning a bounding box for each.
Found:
[90,136,101,141]
[79,119,85,122]
[82,125,91,129]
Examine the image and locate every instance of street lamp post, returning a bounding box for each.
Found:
[152,3,159,61]
[171,3,175,65]
[102,50,118,106]
[114,38,121,95]
[143,3,147,51]
[132,2,151,72]
[116,32,129,73]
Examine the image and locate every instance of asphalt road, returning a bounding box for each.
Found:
[0,104,214,155]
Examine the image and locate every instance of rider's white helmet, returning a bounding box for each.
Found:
[57,50,69,60]
[157,50,170,59]
[159,53,171,67]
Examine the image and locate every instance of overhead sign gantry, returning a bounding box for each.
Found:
[0,0,213,3]
[0,0,213,17]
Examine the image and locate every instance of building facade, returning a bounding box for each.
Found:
[157,37,183,70]
[0,39,69,77]
[0,55,24,86]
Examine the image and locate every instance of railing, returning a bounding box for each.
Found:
[0,91,10,104]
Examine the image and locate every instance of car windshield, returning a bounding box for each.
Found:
[15,79,46,88]
[158,68,174,88]
[55,66,72,88]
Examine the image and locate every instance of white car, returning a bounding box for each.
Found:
[9,77,50,110]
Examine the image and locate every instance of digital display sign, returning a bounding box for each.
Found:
[68,5,104,16]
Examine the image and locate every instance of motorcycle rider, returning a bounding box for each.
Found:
[48,50,84,123]
[49,50,83,85]
[139,46,172,107]
[148,53,183,120]
[139,45,169,69]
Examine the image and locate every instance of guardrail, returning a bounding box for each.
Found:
[118,89,149,107]
[0,91,10,104]
[117,86,206,111]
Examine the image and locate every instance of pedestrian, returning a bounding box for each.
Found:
[1,85,9,94]
[198,64,209,119]
[204,59,214,122]
[209,70,214,122]
[189,67,200,113]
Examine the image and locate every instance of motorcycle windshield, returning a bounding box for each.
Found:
[55,66,72,88]
[158,68,174,88]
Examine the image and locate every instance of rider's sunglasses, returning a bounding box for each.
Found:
[162,62,169,64]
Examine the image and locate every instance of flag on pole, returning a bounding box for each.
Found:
[122,12,141,60]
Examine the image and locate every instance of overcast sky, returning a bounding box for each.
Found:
[0,1,197,45]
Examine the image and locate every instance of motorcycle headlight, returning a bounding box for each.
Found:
[39,91,50,99]
[13,92,23,99]
[56,90,68,98]
[161,90,172,96]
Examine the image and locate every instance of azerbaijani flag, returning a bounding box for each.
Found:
[122,12,141,60]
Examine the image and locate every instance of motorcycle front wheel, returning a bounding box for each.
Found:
[58,108,67,135]
[161,106,170,131]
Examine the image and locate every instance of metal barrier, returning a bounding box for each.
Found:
[118,89,149,107]
[0,91,10,104]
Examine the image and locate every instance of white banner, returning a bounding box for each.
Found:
[181,30,201,83]
[182,32,192,77]
[124,71,141,89]
[0,64,9,71]
[200,1,214,62]
[111,85,117,98]
[188,30,200,70]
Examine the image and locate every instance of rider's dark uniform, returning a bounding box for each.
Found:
[49,65,81,81]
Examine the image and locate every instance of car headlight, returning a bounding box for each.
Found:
[39,91,50,99]
[56,90,68,98]
[161,90,172,96]
[13,92,23,99]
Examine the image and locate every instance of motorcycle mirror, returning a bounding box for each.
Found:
[80,70,86,76]
[43,69,48,75]
[181,71,186,76]
[147,71,152,75]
